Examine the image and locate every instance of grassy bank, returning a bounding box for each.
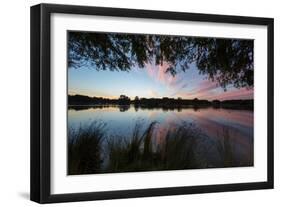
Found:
[68,121,253,175]
[68,121,106,175]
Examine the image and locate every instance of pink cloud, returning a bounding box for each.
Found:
[170,83,189,97]
[176,78,253,100]
[145,63,253,101]
[145,62,180,87]
[208,88,253,100]
[175,79,218,99]
[191,80,218,95]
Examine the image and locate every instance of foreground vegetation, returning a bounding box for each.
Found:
[68,121,253,175]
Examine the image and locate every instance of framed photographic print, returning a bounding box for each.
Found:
[30,3,274,203]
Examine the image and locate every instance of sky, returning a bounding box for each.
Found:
[68,61,253,101]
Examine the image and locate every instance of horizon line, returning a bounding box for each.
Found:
[68,93,254,102]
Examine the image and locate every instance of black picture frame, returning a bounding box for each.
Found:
[30,3,274,203]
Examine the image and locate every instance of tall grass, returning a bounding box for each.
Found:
[160,124,202,170]
[105,122,204,173]
[215,126,253,167]
[215,127,235,167]
[68,120,252,175]
[68,121,106,175]
[106,122,158,172]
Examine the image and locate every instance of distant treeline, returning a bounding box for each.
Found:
[68,94,253,110]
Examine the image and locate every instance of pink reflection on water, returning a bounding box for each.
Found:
[147,108,253,164]
[69,106,254,166]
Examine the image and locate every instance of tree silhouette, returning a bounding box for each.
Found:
[68,32,253,89]
[118,95,130,104]
[134,96,140,104]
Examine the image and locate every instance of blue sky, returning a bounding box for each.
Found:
[68,62,253,101]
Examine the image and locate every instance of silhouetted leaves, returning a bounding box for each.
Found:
[68,32,253,89]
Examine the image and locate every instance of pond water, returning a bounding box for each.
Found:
[68,105,254,174]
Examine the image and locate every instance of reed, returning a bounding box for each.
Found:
[68,120,252,174]
[68,121,106,175]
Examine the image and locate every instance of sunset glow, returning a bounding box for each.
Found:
[68,61,253,101]
[67,31,254,175]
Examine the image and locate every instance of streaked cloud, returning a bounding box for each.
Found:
[145,62,180,87]
[69,61,254,101]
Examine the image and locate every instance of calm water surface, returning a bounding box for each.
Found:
[68,105,253,166]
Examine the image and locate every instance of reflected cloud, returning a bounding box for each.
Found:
[68,106,254,174]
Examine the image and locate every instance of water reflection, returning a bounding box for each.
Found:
[68,105,253,175]
[69,104,220,112]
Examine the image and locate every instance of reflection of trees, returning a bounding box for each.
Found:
[134,104,139,112]
[68,94,254,111]
[118,105,130,112]
[68,32,253,89]
[193,106,199,112]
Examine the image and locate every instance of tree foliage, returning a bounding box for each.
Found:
[68,32,253,89]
